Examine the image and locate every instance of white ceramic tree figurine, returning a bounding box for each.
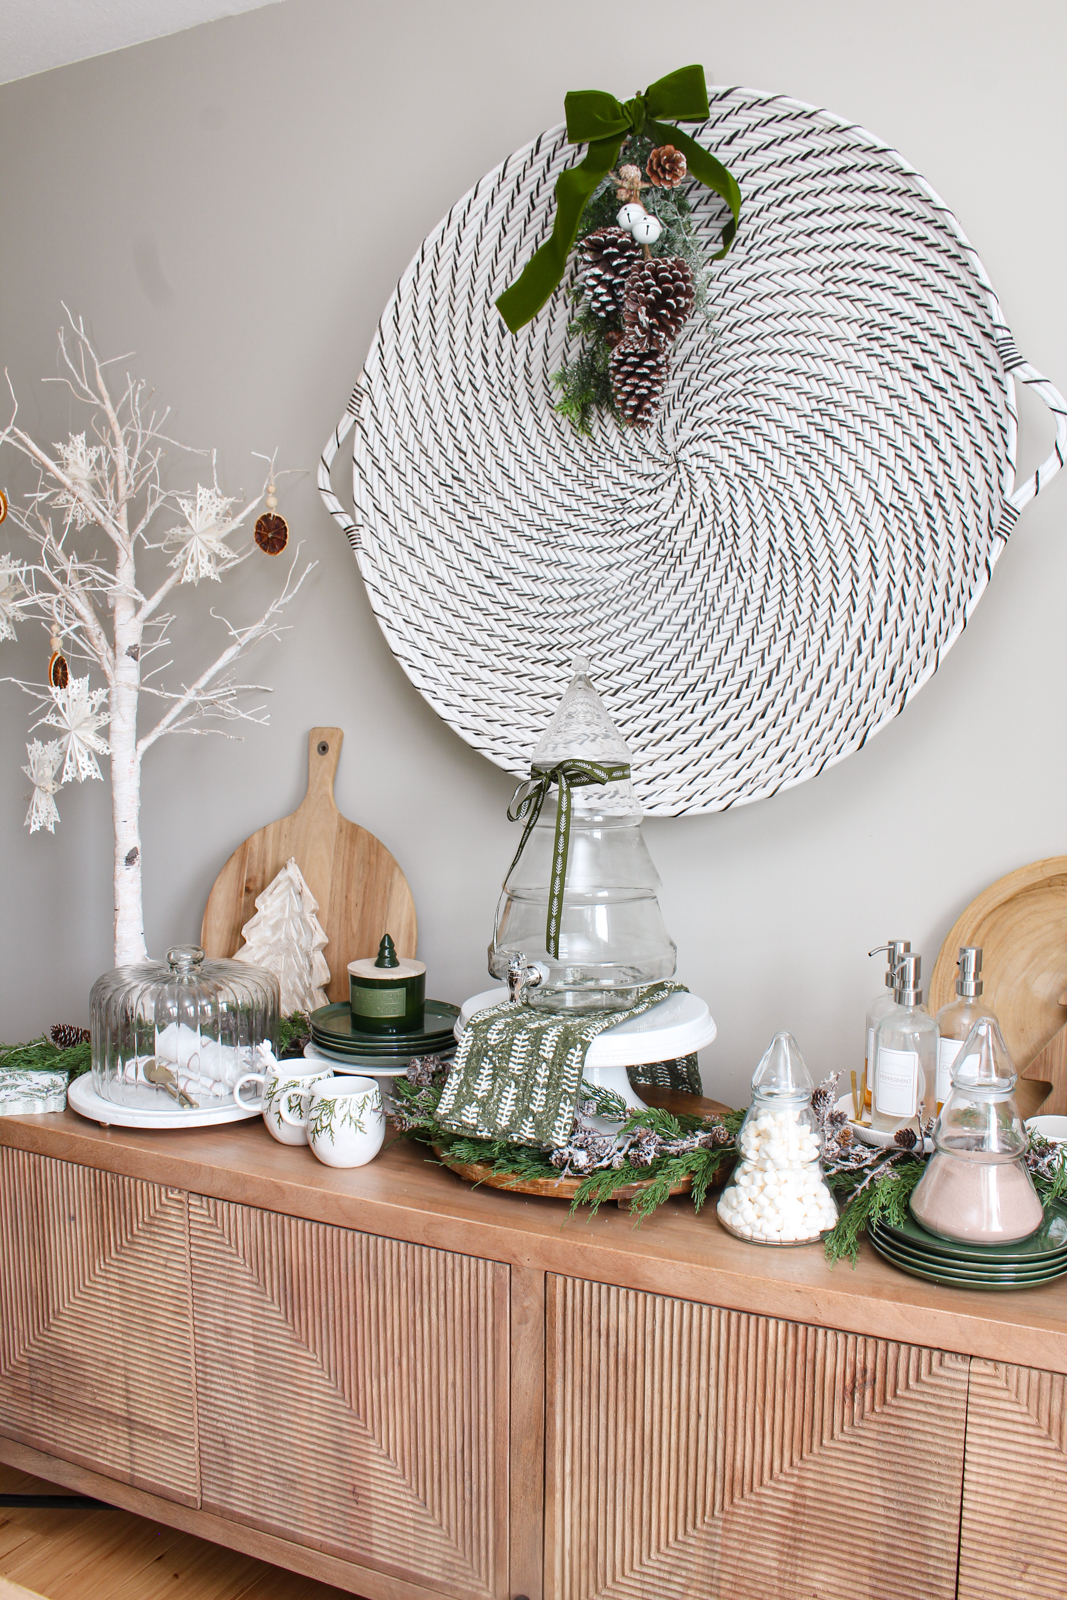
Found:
[234,857,330,1013]
[0,310,315,966]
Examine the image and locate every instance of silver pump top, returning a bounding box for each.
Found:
[869,938,911,987]
[892,951,923,1006]
[955,945,984,998]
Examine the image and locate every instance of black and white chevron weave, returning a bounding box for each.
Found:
[319,86,1066,817]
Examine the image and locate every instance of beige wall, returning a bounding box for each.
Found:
[1,0,1064,1105]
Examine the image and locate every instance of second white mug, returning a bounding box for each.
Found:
[279,1075,386,1168]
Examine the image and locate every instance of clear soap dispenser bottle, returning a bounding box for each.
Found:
[871,953,939,1134]
[934,947,995,1113]
[864,940,911,1113]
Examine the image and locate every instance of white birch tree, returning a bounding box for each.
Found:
[0,310,316,966]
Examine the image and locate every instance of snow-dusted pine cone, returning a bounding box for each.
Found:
[893,1127,919,1149]
[610,335,670,428]
[580,226,641,319]
[50,1023,89,1049]
[811,1084,836,1122]
[708,1122,733,1146]
[623,257,695,347]
[646,144,687,188]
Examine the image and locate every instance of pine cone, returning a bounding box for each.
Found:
[893,1127,919,1149]
[580,227,641,319]
[50,1023,89,1049]
[646,144,687,188]
[837,1124,853,1146]
[623,257,694,347]
[610,335,669,428]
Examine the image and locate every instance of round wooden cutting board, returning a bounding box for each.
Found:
[930,856,1067,1071]
[200,727,416,1004]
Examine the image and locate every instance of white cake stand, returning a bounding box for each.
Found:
[68,1072,261,1130]
[456,988,717,1126]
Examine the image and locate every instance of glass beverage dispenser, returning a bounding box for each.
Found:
[488,660,677,1012]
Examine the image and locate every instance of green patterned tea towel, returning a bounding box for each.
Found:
[629,1054,703,1095]
[434,981,688,1148]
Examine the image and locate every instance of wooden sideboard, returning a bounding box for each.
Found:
[2,1109,1067,1600]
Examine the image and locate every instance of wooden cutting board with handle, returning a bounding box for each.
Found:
[200,727,417,1004]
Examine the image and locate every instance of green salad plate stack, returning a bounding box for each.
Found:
[308,1000,459,1072]
[868,1203,1067,1291]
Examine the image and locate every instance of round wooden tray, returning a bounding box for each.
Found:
[930,856,1067,1068]
[432,1146,694,1205]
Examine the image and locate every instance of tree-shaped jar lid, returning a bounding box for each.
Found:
[951,1016,1017,1092]
[751,1031,815,1098]
[531,658,638,817]
[937,1016,1028,1160]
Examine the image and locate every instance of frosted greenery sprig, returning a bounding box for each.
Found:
[390,1057,742,1223]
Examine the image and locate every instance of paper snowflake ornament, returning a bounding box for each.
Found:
[165,484,238,584]
[43,676,111,783]
[0,554,27,641]
[23,739,64,833]
[52,433,102,528]
[234,856,331,1013]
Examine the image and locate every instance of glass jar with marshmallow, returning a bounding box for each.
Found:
[717,1032,838,1246]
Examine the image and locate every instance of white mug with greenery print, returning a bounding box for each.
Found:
[279,1075,386,1168]
[232,1058,333,1146]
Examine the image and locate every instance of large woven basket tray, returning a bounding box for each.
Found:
[320,86,1065,816]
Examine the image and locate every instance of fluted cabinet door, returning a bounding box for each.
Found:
[958,1361,1067,1599]
[545,1275,969,1600]
[0,1147,199,1504]
[188,1197,511,1600]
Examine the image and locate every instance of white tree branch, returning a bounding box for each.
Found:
[137,549,315,755]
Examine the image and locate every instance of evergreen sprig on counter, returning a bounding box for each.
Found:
[0,1035,91,1079]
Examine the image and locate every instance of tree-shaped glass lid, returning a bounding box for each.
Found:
[950,1016,1017,1091]
[938,1016,1028,1158]
[751,1031,815,1098]
[531,657,638,818]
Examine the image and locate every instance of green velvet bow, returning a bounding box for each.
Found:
[506,760,631,958]
[496,64,741,334]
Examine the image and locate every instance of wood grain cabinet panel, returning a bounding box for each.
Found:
[0,1147,198,1504]
[958,1360,1067,1599]
[545,1275,969,1600]
[188,1197,511,1600]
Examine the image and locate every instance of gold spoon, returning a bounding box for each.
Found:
[142,1058,198,1110]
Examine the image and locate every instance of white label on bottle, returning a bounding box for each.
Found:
[875,1046,920,1118]
[937,1037,964,1103]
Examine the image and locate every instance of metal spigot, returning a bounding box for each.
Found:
[506,952,542,1006]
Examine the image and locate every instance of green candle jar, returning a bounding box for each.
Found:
[348,935,426,1034]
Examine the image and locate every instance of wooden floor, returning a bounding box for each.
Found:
[0,1464,360,1600]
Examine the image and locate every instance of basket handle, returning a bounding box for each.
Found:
[317,380,364,549]
[997,335,1067,522]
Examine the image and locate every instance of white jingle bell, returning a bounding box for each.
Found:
[629,213,663,245]
[616,203,647,231]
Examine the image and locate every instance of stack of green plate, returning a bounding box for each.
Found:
[868,1203,1067,1291]
[309,1000,459,1068]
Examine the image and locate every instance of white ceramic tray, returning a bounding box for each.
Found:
[833,1094,934,1154]
[456,987,717,1065]
[68,1072,262,1129]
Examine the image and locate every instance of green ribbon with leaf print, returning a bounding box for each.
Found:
[506,760,631,958]
[495,63,742,334]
